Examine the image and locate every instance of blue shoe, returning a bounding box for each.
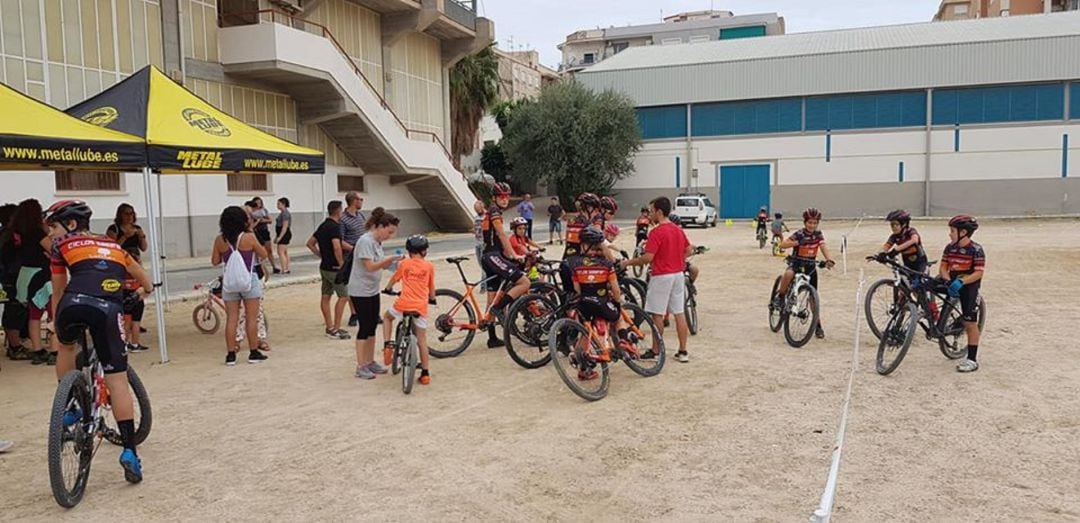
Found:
[119,449,143,484]
[62,407,83,427]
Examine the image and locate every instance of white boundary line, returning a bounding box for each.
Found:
[810,268,866,523]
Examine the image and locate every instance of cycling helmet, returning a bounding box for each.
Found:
[600,196,618,213]
[405,234,429,254]
[604,223,620,237]
[802,208,822,221]
[45,200,93,229]
[774,212,783,219]
[948,215,979,235]
[640,207,648,213]
[491,182,512,198]
[669,215,682,225]
[760,206,768,212]
[886,209,911,226]
[576,192,600,210]
[510,217,528,229]
[579,226,604,246]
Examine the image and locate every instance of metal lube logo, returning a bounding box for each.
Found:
[81,107,119,127]
[182,108,231,137]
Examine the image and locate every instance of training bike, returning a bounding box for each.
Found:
[48,330,152,507]
[771,234,784,257]
[768,257,830,348]
[382,290,423,394]
[866,254,987,375]
[549,300,665,401]
[191,277,224,334]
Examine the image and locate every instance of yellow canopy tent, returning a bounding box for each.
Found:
[65,66,326,363]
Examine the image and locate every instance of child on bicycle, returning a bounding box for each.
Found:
[755,206,770,238]
[635,208,651,246]
[567,227,625,380]
[509,217,541,257]
[773,208,836,339]
[770,212,787,243]
[939,215,984,373]
[880,210,928,274]
[382,235,436,385]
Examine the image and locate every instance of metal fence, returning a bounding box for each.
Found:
[445,0,477,29]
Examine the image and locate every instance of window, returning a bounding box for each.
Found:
[611,42,629,54]
[660,38,682,45]
[720,25,766,40]
[932,83,1064,125]
[582,53,595,64]
[692,98,802,137]
[689,35,710,44]
[676,198,699,208]
[806,91,926,131]
[337,175,365,193]
[227,173,269,193]
[55,171,122,192]
[1072,83,1080,119]
[217,0,259,27]
[953,4,969,15]
[636,105,687,140]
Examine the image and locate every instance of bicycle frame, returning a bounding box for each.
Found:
[573,306,647,362]
[442,260,512,331]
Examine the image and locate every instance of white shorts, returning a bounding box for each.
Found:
[645,272,686,316]
[387,307,428,329]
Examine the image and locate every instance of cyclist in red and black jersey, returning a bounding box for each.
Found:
[774,208,836,338]
[634,208,651,246]
[561,193,602,292]
[480,183,530,348]
[755,206,770,236]
[46,200,154,484]
[880,210,928,273]
[566,227,626,380]
[939,215,985,373]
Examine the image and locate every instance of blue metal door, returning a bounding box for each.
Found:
[719,164,771,219]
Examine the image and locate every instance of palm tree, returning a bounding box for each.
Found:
[449,45,499,169]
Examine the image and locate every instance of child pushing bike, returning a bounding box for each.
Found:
[382,235,436,386]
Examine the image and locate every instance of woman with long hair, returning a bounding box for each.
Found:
[274,197,292,274]
[106,203,148,254]
[211,206,268,366]
[250,197,277,274]
[11,199,55,365]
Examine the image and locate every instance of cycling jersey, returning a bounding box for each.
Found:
[50,233,132,302]
[756,211,769,229]
[790,229,825,260]
[568,255,619,322]
[635,216,651,242]
[481,205,506,253]
[886,227,927,268]
[942,241,986,279]
[563,214,591,257]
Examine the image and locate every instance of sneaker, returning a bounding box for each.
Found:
[248,349,268,363]
[46,352,57,366]
[348,314,359,327]
[129,344,150,353]
[62,407,83,427]
[225,351,237,366]
[957,359,979,373]
[675,351,689,363]
[273,267,282,275]
[366,361,388,375]
[770,295,783,311]
[639,349,658,360]
[6,346,32,361]
[487,337,505,349]
[334,329,351,340]
[119,449,143,483]
[355,365,375,379]
[419,371,431,385]
[30,350,50,365]
[139,326,147,334]
[815,326,826,339]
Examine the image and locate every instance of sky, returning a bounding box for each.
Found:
[475,0,943,68]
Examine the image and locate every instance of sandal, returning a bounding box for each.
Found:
[257,341,271,352]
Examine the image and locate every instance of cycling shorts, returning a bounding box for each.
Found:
[55,293,128,374]
[957,280,981,323]
[787,258,819,289]
[577,296,620,323]
[481,251,524,292]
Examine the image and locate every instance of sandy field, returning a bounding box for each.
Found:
[1,218,1078,522]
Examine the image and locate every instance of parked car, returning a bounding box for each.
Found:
[672,193,718,228]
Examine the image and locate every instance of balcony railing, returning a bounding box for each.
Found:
[445,0,477,30]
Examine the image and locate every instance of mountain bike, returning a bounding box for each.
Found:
[48,330,152,508]
[867,254,987,375]
[864,254,933,340]
[549,300,665,401]
[683,246,707,335]
[768,257,829,348]
[382,290,421,394]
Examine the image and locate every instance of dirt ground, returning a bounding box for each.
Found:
[1,218,1078,521]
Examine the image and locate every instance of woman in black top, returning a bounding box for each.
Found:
[106,203,148,254]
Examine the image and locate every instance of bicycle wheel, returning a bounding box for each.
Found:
[48,371,94,508]
[619,278,646,307]
[192,303,220,334]
[936,297,985,360]
[620,303,666,377]
[783,285,819,348]
[548,318,609,401]
[758,232,766,249]
[102,367,152,447]
[429,289,476,358]
[772,239,782,257]
[631,245,644,278]
[876,302,919,375]
[768,276,784,333]
[685,281,698,336]
[403,333,417,395]
[503,293,557,369]
[864,279,901,340]
[391,322,407,375]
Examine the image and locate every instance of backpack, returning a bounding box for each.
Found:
[222,233,253,294]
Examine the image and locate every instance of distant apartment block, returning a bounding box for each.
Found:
[934,0,1079,21]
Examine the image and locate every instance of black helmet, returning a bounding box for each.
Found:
[803,208,822,221]
[948,215,979,235]
[600,196,619,213]
[579,226,604,247]
[774,212,783,219]
[886,209,911,225]
[45,200,93,229]
[576,192,600,210]
[640,207,648,213]
[405,234,429,254]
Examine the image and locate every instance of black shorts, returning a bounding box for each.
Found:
[2,299,27,332]
[350,294,380,340]
[635,231,648,244]
[577,296,620,323]
[123,292,145,322]
[55,293,128,374]
[275,226,292,245]
[902,257,928,274]
[254,225,272,244]
[481,251,524,292]
[788,259,819,289]
[957,280,982,323]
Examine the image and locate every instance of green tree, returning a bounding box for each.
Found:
[480,142,512,184]
[501,81,641,207]
[491,98,530,134]
[449,45,500,169]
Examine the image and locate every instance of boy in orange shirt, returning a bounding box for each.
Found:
[382,235,436,385]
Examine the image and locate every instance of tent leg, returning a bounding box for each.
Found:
[143,167,169,364]
[155,172,170,310]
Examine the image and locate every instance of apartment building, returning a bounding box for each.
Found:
[557,10,784,77]
[0,0,492,257]
[934,0,1079,20]
[496,49,558,102]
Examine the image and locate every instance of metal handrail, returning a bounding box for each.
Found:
[219,9,454,162]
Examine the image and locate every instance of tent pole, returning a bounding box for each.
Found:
[143,167,169,363]
[155,172,170,309]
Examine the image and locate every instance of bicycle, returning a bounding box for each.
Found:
[548,300,665,401]
[771,234,784,257]
[768,257,829,348]
[864,253,933,340]
[866,254,987,375]
[631,239,647,278]
[502,261,570,369]
[192,277,224,334]
[756,226,768,249]
[382,290,423,394]
[683,246,707,336]
[48,330,152,507]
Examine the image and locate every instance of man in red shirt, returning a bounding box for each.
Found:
[621,197,694,363]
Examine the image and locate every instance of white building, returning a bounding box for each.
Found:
[577,12,1080,218]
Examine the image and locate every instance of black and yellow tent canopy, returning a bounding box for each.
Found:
[67,66,324,174]
[0,82,146,170]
